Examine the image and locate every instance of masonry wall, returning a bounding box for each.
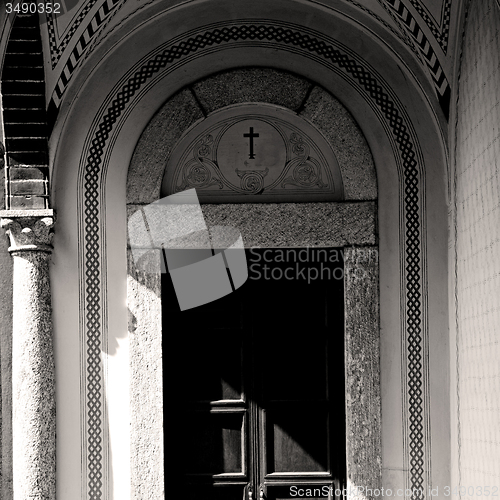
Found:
[453,0,500,489]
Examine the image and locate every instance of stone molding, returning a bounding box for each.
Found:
[0,209,55,253]
[344,247,381,498]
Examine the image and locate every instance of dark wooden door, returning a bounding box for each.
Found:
[163,249,345,500]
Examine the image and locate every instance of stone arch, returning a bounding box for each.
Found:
[48,4,448,497]
[126,66,380,498]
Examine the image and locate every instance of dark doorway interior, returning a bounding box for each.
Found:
[163,248,346,500]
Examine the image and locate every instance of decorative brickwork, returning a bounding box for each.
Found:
[43,0,454,126]
[398,0,452,52]
[46,0,127,122]
[376,0,451,116]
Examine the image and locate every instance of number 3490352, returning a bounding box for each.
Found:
[6,3,62,14]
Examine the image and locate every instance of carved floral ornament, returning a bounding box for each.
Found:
[0,211,55,252]
[161,104,344,202]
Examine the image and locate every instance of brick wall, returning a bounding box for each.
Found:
[454,0,500,489]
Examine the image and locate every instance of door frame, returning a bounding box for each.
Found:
[160,250,350,500]
[127,236,380,500]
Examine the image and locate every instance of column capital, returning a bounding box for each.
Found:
[0,209,56,253]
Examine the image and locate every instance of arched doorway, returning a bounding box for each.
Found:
[127,67,379,500]
[48,3,449,495]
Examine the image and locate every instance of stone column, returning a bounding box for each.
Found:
[0,210,56,500]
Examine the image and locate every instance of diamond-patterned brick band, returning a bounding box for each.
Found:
[46,0,450,121]
[405,0,452,53]
[47,0,99,67]
[81,21,427,498]
[48,0,124,116]
[347,0,425,64]
[377,0,451,116]
[46,0,119,68]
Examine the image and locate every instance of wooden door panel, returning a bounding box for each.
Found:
[182,484,248,500]
[261,329,328,402]
[265,406,329,473]
[181,331,244,402]
[184,411,246,475]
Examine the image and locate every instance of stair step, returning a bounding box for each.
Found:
[3,109,46,123]
[6,40,40,52]
[6,136,47,139]
[9,150,48,154]
[10,26,38,40]
[6,138,48,151]
[8,152,48,166]
[4,122,47,125]
[4,53,43,66]
[4,123,47,137]
[2,79,44,84]
[2,67,44,80]
[3,95,45,108]
[5,65,43,69]
[9,165,49,169]
[13,15,39,28]
[2,81,45,94]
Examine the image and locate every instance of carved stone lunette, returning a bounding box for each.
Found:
[0,209,56,500]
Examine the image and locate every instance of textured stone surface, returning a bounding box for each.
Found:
[192,67,312,113]
[129,69,378,207]
[10,179,46,195]
[200,201,377,247]
[0,233,13,500]
[127,201,375,249]
[127,89,204,204]
[9,166,47,180]
[344,247,381,500]
[11,250,56,500]
[127,202,209,251]
[127,250,163,500]
[9,195,46,209]
[300,86,377,200]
